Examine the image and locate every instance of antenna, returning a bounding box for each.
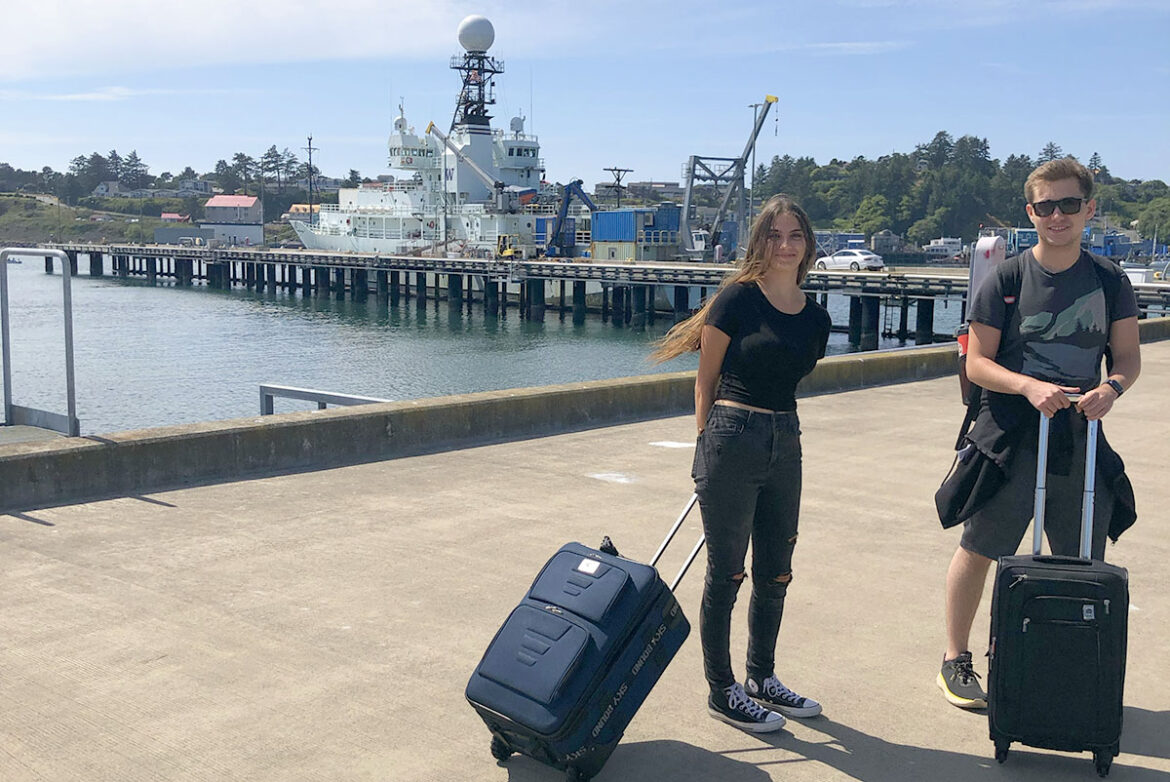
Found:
[603,167,633,208]
[450,18,504,131]
[303,134,318,226]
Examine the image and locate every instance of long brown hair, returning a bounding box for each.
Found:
[651,194,816,362]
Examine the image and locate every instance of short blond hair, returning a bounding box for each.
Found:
[1025,157,1094,203]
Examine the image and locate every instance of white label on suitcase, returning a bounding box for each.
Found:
[577,558,600,575]
[1083,604,1096,621]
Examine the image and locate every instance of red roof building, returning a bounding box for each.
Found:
[203,195,263,225]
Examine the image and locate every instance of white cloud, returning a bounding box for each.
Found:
[0,0,607,82]
[802,41,909,56]
[0,86,257,102]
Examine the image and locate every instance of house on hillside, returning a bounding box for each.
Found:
[627,181,686,200]
[294,176,343,192]
[160,212,189,223]
[92,181,126,197]
[178,179,214,196]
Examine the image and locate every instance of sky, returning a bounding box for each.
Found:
[2,0,1168,188]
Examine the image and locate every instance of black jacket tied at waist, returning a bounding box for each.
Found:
[935,390,1137,542]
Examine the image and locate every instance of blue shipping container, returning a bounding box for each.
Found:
[652,204,681,232]
[592,210,639,242]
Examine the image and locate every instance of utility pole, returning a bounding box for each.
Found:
[304,135,318,226]
[603,167,632,208]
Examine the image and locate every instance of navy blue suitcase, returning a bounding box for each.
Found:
[988,413,1128,777]
[466,496,703,781]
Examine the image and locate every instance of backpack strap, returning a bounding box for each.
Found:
[1088,252,1122,372]
[953,254,1025,449]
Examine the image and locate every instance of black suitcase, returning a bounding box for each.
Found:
[466,495,704,781]
[988,411,1128,777]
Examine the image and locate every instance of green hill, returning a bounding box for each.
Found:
[0,194,164,246]
[0,195,300,247]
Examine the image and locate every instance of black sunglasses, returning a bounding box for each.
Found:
[1031,196,1086,217]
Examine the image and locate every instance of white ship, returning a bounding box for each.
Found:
[291,15,549,257]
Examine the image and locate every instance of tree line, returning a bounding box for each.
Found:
[751,131,1169,245]
[0,145,363,208]
[2,130,1168,242]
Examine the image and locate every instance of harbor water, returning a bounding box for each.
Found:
[1,258,963,435]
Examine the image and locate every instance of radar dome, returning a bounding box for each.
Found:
[457,15,494,53]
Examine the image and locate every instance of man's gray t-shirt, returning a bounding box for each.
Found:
[968,250,1138,391]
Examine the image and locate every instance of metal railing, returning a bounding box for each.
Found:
[259,384,391,415]
[1,248,80,436]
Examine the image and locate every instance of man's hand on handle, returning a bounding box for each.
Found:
[1076,384,1119,421]
[1023,378,1081,418]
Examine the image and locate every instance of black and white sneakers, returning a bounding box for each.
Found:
[708,682,786,732]
[744,675,823,718]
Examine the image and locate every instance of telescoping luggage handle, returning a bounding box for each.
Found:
[648,493,705,592]
[1032,398,1098,560]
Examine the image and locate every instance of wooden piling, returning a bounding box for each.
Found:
[916,298,935,345]
[632,285,647,329]
[848,296,862,345]
[861,296,880,351]
[415,272,427,309]
[673,285,689,323]
[573,281,587,325]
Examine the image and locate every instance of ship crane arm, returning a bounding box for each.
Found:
[425,121,503,196]
[547,179,597,258]
[707,94,777,261]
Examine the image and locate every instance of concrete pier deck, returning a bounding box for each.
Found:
[3,342,1169,782]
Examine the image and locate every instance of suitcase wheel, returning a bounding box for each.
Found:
[994,741,1009,764]
[1094,749,1112,777]
[565,767,591,782]
[489,736,512,762]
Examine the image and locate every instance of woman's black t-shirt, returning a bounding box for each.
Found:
[705,281,832,411]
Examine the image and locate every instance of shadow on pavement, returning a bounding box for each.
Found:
[1122,707,1170,760]
[500,740,770,781]
[5,512,54,526]
[737,716,1169,781]
[494,711,1169,781]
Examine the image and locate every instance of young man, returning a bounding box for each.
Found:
[937,157,1142,708]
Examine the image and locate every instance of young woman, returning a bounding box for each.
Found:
[653,194,831,732]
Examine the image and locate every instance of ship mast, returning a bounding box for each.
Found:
[450,16,503,131]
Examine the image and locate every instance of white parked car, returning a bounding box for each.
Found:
[814,249,885,271]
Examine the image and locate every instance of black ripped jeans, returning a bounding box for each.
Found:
[691,404,802,692]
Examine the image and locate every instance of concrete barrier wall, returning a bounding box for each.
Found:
[2,344,960,512]
[4,316,1168,514]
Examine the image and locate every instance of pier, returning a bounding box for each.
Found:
[37,243,1170,351]
[1,339,1168,781]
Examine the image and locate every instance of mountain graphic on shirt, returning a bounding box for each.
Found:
[1019,288,1106,385]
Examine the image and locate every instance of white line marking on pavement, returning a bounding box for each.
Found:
[588,473,636,484]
